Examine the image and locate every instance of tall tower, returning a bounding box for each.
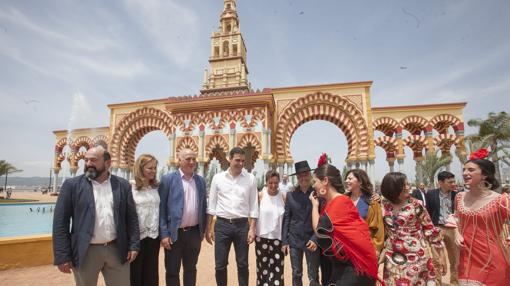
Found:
[201,0,251,94]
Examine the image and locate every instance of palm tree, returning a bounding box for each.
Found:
[467,111,510,183]
[0,160,22,192]
[417,151,452,188]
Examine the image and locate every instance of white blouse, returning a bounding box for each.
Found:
[256,187,285,240]
[131,184,160,240]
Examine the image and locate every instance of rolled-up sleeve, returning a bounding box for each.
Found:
[248,175,259,218]
[207,175,218,216]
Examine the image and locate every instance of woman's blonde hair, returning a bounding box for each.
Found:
[133,154,159,190]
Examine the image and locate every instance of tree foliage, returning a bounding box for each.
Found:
[466,111,510,183]
[417,151,452,188]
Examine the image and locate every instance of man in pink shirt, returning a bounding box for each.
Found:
[159,148,207,286]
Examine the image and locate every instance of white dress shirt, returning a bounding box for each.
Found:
[132,184,160,240]
[207,169,259,219]
[90,176,117,244]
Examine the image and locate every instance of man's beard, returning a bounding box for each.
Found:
[85,166,102,180]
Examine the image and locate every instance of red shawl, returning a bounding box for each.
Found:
[322,195,380,282]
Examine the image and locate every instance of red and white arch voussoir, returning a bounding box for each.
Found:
[373,117,401,136]
[205,135,230,156]
[429,114,462,134]
[110,107,174,168]
[275,92,369,161]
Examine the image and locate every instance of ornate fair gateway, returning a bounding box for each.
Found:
[51,0,466,191]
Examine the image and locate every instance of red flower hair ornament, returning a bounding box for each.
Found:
[317,153,331,168]
[469,148,489,160]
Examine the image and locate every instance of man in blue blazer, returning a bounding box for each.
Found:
[159,148,207,286]
[425,171,459,286]
[52,146,140,286]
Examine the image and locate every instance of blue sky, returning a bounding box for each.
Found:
[1,0,509,183]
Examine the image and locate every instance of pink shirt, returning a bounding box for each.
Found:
[179,169,199,228]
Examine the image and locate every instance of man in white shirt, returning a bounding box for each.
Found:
[53,146,140,286]
[206,147,259,286]
[279,174,294,195]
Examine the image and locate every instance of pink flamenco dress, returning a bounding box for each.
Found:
[454,193,510,286]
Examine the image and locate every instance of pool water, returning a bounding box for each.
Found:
[0,203,55,237]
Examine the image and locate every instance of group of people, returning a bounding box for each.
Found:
[52,144,510,286]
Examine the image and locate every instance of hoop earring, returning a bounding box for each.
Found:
[482,180,492,190]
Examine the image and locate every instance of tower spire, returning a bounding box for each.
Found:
[201,0,250,94]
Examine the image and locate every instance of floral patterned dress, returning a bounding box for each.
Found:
[382,197,444,286]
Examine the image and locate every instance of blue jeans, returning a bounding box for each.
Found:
[214,218,249,286]
[290,247,321,286]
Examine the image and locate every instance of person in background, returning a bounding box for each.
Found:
[279,174,294,195]
[130,154,160,286]
[425,171,459,286]
[255,170,286,286]
[411,182,427,206]
[380,172,446,286]
[345,169,384,254]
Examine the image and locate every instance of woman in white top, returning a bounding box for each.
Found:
[256,170,286,286]
[130,154,160,286]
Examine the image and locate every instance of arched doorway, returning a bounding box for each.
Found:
[275,92,371,177]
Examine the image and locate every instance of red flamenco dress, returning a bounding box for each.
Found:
[455,193,510,286]
[316,195,382,286]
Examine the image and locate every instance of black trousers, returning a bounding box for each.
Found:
[214,217,249,286]
[164,225,202,286]
[130,236,160,286]
[327,260,374,286]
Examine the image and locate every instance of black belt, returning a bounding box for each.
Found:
[217,217,248,224]
[179,225,198,232]
[91,239,116,246]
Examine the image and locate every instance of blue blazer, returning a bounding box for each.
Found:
[425,188,457,226]
[158,170,207,243]
[52,175,140,268]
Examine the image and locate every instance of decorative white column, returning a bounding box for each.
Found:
[53,169,59,192]
[277,163,284,177]
[261,129,268,157]
[198,130,205,160]
[169,133,176,165]
[397,158,404,172]
[368,160,375,183]
[229,123,236,150]
[360,160,368,172]
[198,162,205,177]
[387,158,395,173]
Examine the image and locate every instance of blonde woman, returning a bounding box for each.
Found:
[130,154,160,286]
